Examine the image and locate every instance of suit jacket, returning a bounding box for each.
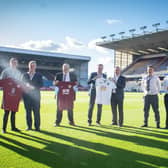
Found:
[55,72,77,82]
[22,72,43,102]
[23,72,43,90]
[114,75,126,100]
[88,72,107,90]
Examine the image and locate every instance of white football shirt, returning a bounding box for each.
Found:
[95,78,116,105]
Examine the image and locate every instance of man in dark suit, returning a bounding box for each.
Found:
[54,63,77,126]
[22,61,43,131]
[87,64,107,126]
[111,66,126,127]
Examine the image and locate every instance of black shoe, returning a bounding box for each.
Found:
[26,128,32,131]
[35,128,40,132]
[96,122,101,126]
[2,129,6,134]
[156,124,160,128]
[54,123,60,127]
[119,124,123,127]
[12,128,20,132]
[141,124,148,127]
[69,122,75,126]
[88,123,92,126]
[112,123,117,125]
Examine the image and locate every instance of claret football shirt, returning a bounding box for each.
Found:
[57,82,76,110]
[0,78,24,112]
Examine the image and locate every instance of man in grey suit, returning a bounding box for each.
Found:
[111,66,126,127]
[87,64,107,126]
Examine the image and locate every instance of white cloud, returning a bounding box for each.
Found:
[5,37,109,55]
[88,38,109,54]
[98,56,113,65]
[65,36,84,48]
[106,19,122,25]
[3,37,114,75]
[17,37,84,52]
[20,40,61,51]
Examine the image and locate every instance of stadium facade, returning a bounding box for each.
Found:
[97,24,168,91]
[0,46,90,88]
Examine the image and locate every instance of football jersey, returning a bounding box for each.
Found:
[0,78,23,112]
[95,78,116,105]
[57,82,76,110]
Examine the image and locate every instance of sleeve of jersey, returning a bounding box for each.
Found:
[0,78,7,87]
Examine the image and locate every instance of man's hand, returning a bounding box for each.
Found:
[53,80,59,86]
[93,75,101,80]
[26,83,34,90]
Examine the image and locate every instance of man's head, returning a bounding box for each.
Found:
[147,65,154,76]
[115,66,121,76]
[97,64,104,73]
[62,63,70,74]
[9,58,18,69]
[28,60,37,72]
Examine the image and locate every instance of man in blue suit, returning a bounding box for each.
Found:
[87,64,107,126]
[111,66,126,127]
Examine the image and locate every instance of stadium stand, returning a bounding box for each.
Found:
[0,46,90,90]
[97,22,168,91]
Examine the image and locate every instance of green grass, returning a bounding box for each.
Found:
[0,91,168,168]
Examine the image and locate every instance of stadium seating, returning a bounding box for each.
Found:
[123,56,168,76]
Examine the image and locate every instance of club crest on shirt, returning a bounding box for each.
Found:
[68,85,72,88]
[8,87,16,96]
[62,89,70,95]
[17,85,21,88]
[100,85,107,91]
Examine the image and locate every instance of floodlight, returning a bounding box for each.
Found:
[152,23,160,32]
[101,36,107,40]
[140,26,147,34]
[118,32,125,39]
[129,29,136,37]
[109,34,115,40]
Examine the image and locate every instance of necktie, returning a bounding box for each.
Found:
[63,74,66,81]
[146,77,151,91]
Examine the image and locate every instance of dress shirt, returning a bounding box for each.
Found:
[29,72,35,80]
[163,76,168,94]
[114,74,119,83]
[63,72,70,82]
[141,75,161,95]
[112,74,120,93]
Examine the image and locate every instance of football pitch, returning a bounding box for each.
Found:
[0,91,168,168]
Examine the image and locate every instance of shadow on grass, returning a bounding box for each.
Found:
[100,125,168,139]
[0,128,168,168]
[62,125,168,153]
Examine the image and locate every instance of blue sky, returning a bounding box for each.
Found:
[0,0,168,75]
